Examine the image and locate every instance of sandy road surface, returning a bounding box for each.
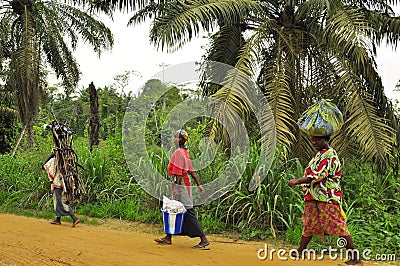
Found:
[0,213,394,266]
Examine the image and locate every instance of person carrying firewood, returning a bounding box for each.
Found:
[42,154,80,227]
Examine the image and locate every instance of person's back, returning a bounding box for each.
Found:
[43,157,63,190]
[302,147,343,204]
[43,156,80,227]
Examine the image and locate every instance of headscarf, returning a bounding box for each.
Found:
[176,129,189,150]
[298,100,344,136]
[177,129,188,140]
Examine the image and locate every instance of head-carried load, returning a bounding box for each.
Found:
[297,100,344,136]
[44,120,86,201]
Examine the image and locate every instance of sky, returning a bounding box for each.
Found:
[68,12,400,101]
[69,13,209,95]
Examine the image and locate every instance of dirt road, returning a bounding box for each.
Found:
[0,213,393,265]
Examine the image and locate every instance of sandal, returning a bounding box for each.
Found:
[72,219,80,227]
[154,238,171,245]
[51,220,61,225]
[192,242,210,249]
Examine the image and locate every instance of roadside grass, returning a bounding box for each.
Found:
[0,137,398,258]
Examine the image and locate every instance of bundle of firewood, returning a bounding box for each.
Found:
[45,120,86,201]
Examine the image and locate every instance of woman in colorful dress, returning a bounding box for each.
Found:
[288,135,362,265]
[154,129,210,249]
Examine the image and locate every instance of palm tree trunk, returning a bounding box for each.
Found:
[27,117,34,149]
[89,82,100,151]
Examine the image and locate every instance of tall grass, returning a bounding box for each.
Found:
[0,143,50,210]
[199,145,305,238]
[0,135,399,256]
[341,162,400,255]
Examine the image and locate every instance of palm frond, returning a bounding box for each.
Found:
[377,13,400,48]
[150,0,262,51]
[207,22,245,66]
[52,2,114,54]
[205,65,255,146]
[262,61,296,148]
[330,125,359,161]
[200,21,246,96]
[84,0,152,12]
[324,6,375,56]
[39,17,80,90]
[127,1,161,25]
[338,71,395,169]
[10,7,40,125]
[203,18,273,145]
[20,1,113,92]
[63,0,153,12]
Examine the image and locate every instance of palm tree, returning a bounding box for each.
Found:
[84,0,400,169]
[0,0,113,149]
[120,0,400,170]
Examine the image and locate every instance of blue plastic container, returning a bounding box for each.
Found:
[162,209,186,234]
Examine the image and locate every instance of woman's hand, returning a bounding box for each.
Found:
[288,176,312,187]
[198,184,204,195]
[288,179,298,187]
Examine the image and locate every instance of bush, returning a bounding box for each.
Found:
[0,135,398,256]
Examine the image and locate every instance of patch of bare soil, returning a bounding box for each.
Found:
[0,213,393,265]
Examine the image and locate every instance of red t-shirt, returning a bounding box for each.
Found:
[168,148,194,191]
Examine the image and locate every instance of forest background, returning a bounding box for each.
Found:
[0,0,399,262]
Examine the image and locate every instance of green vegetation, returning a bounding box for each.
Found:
[0,1,399,262]
[0,135,398,258]
[128,0,400,172]
[0,78,399,261]
[0,0,113,148]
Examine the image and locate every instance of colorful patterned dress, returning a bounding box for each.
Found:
[301,147,350,237]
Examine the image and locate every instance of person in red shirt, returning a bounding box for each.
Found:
[288,135,361,265]
[155,129,209,249]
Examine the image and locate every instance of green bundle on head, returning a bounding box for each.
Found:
[298,100,344,136]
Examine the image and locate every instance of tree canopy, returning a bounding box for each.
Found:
[125,0,400,170]
[0,0,113,148]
